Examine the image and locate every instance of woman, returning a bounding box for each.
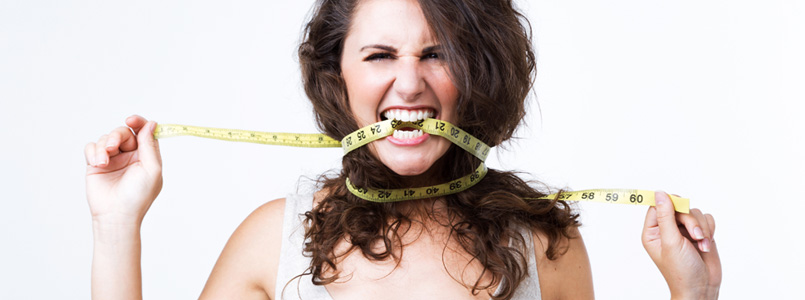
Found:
[84,0,721,299]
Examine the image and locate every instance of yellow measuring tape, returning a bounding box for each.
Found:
[154,121,689,213]
[535,189,689,213]
[153,124,341,148]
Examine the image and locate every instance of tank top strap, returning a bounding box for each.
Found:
[274,194,333,300]
[509,226,542,299]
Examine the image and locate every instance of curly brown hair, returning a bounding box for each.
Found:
[296,0,579,299]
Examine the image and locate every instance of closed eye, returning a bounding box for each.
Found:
[421,52,441,60]
[364,53,394,61]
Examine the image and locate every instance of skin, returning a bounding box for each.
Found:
[84,0,721,299]
[340,0,458,178]
[642,192,721,299]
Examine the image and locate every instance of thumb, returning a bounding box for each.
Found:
[136,121,162,170]
[655,191,682,246]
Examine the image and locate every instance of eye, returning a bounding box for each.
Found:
[422,52,441,60]
[364,53,394,61]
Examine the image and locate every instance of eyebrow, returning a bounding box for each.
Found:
[360,44,397,52]
[359,44,442,53]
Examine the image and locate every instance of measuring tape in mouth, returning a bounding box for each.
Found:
[154,120,690,213]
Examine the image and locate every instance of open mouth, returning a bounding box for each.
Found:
[380,108,437,142]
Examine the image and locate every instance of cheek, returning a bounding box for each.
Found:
[430,72,460,121]
[345,69,393,127]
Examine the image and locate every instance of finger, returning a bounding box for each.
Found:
[705,214,716,239]
[641,206,660,248]
[698,213,717,253]
[702,238,722,286]
[643,205,659,229]
[125,115,148,133]
[95,135,110,167]
[690,209,713,252]
[675,208,707,241]
[108,126,138,154]
[654,191,683,247]
[692,209,712,240]
[674,208,711,252]
[104,127,124,157]
[135,121,162,170]
[84,142,96,166]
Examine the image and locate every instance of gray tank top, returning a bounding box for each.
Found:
[274,194,542,300]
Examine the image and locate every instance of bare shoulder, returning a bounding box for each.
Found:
[532,226,594,300]
[200,198,287,300]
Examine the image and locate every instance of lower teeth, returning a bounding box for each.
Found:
[393,129,423,139]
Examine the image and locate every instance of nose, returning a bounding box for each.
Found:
[392,57,425,102]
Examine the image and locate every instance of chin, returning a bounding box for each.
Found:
[387,162,433,176]
[381,153,436,176]
[373,138,451,177]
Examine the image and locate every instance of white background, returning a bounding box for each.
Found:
[1,0,802,298]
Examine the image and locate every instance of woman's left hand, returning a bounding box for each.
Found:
[642,191,721,300]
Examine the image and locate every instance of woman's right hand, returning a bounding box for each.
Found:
[84,115,163,225]
[642,192,721,299]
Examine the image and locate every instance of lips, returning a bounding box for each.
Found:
[380,107,437,144]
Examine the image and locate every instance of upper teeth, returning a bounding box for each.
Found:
[383,109,434,122]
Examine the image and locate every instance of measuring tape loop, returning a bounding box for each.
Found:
[346,162,488,202]
[154,122,690,212]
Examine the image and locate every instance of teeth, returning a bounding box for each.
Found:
[401,110,410,122]
[392,129,424,140]
[383,109,435,122]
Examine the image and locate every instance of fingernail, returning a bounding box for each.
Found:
[655,191,668,205]
[702,238,711,252]
[96,154,106,166]
[105,139,115,149]
[693,227,704,239]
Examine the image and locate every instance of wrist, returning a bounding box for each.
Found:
[669,283,709,300]
[91,211,144,227]
[670,290,708,300]
[92,218,142,244]
[705,285,720,300]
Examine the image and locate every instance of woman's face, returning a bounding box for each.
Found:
[341,0,459,177]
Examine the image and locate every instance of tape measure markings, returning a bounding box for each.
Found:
[340,119,491,161]
[347,162,488,203]
[155,124,341,148]
[154,121,690,212]
[340,120,395,154]
[535,189,689,213]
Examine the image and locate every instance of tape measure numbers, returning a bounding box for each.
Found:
[346,162,488,202]
[535,189,689,213]
[341,119,491,161]
[154,121,690,213]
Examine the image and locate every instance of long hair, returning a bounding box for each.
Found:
[297,0,579,299]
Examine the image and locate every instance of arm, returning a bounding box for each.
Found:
[91,220,144,300]
[533,227,595,300]
[85,115,163,300]
[199,198,286,300]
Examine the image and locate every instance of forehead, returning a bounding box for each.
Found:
[346,0,436,48]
